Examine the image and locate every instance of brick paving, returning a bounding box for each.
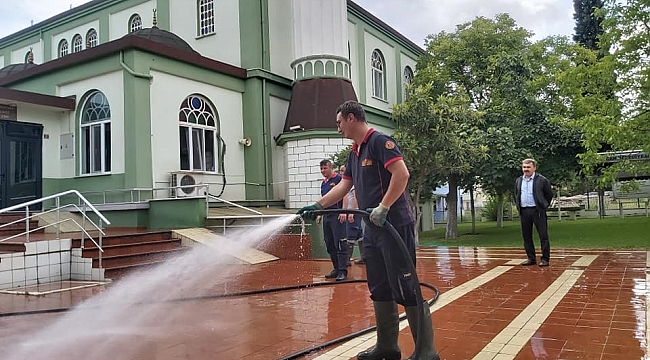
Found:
[0,247,647,360]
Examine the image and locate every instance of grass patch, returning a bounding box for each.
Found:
[419,216,650,249]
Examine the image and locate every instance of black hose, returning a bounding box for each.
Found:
[305,208,431,360]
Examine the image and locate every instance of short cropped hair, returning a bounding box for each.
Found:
[320,159,333,167]
[522,158,537,167]
[336,100,366,122]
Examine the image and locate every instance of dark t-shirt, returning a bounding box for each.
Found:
[321,173,343,210]
[342,129,414,227]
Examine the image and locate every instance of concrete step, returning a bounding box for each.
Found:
[82,239,182,258]
[93,247,189,269]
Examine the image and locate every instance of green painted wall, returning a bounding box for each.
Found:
[42,175,129,208]
[85,209,149,227]
[239,0,268,70]
[148,198,206,229]
[122,49,153,190]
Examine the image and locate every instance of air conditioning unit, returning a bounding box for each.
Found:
[170,172,204,197]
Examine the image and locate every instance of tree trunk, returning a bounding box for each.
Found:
[496,192,504,228]
[598,188,606,219]
[469,187,476,234]
[446,175,459,239]
[509,195,514,222]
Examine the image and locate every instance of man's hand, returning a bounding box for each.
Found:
[297,202,323,221]
[367,203,389,227]
[338,214,347,223]
[347,214,355,223]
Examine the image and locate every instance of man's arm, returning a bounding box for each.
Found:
[543,177,553,203]
[381,159,410,207]
[318,178,353,208]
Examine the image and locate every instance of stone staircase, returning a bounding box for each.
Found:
[0,213,40,252]
[73,231,189,280]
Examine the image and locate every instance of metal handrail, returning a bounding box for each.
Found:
[0,203,106,237]
[0,189,110,270]
[205,193,263,215]
[0,190,110,225]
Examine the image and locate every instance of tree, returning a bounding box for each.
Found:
[573,0,605,53]
[392,83,487,239]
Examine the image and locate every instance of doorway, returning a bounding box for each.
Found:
[0,120,43,210]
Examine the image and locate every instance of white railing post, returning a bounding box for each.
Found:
[56,196,60,239]
[25,206,30,243]
[81,204,86,249]
[98,219,103,270]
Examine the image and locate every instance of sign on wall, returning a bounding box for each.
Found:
[0,104,17,121]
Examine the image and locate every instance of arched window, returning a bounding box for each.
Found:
[179,95,220,172]
[129,14,142,32]
[80,91,111,174]
[72,34,83,53]
[58,39,69,57]
[24,50,33,63]
[86,28,98,48]
[371,49,386,100]
[403,66,414,100]
[198,0,215,36]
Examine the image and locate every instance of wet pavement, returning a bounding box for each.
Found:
[0,247,647,360]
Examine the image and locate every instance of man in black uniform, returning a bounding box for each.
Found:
[298,100,439,360]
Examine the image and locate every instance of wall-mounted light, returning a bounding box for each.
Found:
[238,137,252,147]
[289,125,304,131]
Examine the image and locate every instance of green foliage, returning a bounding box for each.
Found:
[573,0,605,53]
[481,195,511,221]
[329,145,352,169]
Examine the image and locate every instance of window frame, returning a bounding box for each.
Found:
[197,0,216,37]
[79,91,112,176]
[129,14,142,32]
[58,39,69,57]
[72,34,83,53]
[371,49,386,101]
[86,28,98,48]
[403,66,414,100]
[178,95,220,173]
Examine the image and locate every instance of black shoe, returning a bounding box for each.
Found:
[521,259,536,266]
[336,272,347,281]
[324,269,338,278]
[539,260,549,267]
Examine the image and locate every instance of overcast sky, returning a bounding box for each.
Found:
[0,0,576,44]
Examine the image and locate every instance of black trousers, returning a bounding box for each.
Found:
[520,207,550,262]
[323,215,348,273]
[363,222,419,307]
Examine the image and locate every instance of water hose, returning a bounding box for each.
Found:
[304,208,433,360]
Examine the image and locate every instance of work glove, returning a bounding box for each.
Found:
[297,202,323,221]
[367,203,389,227]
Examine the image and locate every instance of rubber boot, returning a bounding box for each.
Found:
[354,240,365,264]
[346,240,353,267]
[405,302,439,360]
[357,301,401,360]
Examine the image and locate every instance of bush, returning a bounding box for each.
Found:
[482,195,511,221]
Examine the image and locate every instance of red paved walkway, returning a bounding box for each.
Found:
[0,247,647,360]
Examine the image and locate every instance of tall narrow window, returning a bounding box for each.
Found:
[129,14,142,32]
[198,0,215,36]
[80,91,111,174]
[179,95,220,172]
[72,34,83,53]
[58,39,69,57]
[403,66,414,100]
[371,49,386,100]
[86,28,98,48]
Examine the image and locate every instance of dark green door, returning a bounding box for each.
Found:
[0,120,43,210]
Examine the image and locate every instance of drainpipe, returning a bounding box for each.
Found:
[261,77,270,199]
[120,51,153,79]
